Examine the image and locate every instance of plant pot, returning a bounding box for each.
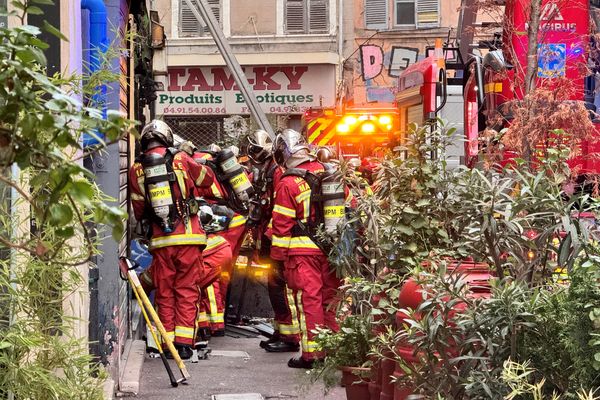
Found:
[340,366,371,400]
[368,357,382,400]
[379,354,396,400]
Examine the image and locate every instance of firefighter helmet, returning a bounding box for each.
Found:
[141,120,174,150]
[247,129,273,165]
[316,146,336,164]
[273,129,311,167]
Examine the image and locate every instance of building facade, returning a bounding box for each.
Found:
[344,0,461,106]
[152,0,346,144]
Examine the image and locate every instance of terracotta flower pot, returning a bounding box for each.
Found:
[340,366,371,400]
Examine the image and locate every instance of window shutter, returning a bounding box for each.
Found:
[416,0,439,28]
[180,0,201,36]
[203,0,221,35]
[365,0,388,30]
[179,0,221,37]
[309,0,329,33]
[286,0,306,33]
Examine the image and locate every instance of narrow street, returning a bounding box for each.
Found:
[138,335,346,400]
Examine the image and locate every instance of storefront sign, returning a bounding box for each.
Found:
[158,64,336,115]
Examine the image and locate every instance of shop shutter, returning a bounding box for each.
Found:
[179,0,221,37]
[286,0,306,33]
[365,0,388,30]
[416,0,439,28]
[309,0,329,33]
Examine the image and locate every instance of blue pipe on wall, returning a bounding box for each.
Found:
[81,0,108,147]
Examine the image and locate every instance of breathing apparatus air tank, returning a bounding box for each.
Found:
[142,153,175,233]
[321,171,345,233]
[217,149,255,203]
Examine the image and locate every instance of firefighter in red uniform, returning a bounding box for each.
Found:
[129,120,214,359]
[270,129,343,369]
[184,143,250,334]
[247,130,300,352]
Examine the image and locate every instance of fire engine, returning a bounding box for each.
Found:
[302,105,400,158]
[396,0,600,174]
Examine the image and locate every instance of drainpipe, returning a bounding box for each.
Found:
[81,0,108,147]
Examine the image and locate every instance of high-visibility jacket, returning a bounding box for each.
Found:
[270,160,326,260]
[129,146,214,250]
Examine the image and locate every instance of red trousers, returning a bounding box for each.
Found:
[198,241,232,332]
[268,259,300,343]
[151,245,202,346]
[284,255,341,360]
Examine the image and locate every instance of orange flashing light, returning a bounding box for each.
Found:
[379,115,392,125]
[361,122,375,133]
[343,115,358,126]
[337,123,350,133]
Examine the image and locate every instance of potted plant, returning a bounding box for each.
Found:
[310,314,373,400]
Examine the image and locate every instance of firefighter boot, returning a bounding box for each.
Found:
[264,340,300,353]
[287,356,319,369]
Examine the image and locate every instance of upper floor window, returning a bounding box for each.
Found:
[179,0,221,37]
[285,0,329,34]
[365,0,439,30]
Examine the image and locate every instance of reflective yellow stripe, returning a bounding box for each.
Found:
[209,314,224,323]
[211,183,223,199]
[175,326,195,339]
[295,191,311,203]
[207,285,219,320]
[131,193,145,201]
[228,214,247,228]
[306,341,319,352]
[273,204,296,218]
[163,331,175,342]
[197,312,208,323]
[289,236,319,249]
[174,170,187,199]
[286,288,300,332]
[150,233,207,250]
[296,290,309,353]
[206,235,227,251]
[279,323,300,335]
[272,235,291,248]
[196,167,207,187]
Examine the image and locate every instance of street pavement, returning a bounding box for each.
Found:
[138,335,346,400]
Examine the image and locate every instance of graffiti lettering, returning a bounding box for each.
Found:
[359,45,419,81]
[360,45,384,80]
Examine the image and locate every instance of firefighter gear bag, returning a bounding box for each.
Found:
[281,168,346,252]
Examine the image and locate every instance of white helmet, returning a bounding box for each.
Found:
[141,119,173,150]
[248,129,273,164]
[273,129,311,167]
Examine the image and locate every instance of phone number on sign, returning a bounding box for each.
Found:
[240,106,311,113]
[162,105,312,115]
[162,106,227,114]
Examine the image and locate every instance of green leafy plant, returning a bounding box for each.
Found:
[309,314,373,391]
[0,2,135,398]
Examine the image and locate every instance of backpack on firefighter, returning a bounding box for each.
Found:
[281,167,346,253]
[179,142,253,233]
[138,148,199,235]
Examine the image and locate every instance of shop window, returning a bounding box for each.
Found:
[179,0,221,37]
[285,0,329,34]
